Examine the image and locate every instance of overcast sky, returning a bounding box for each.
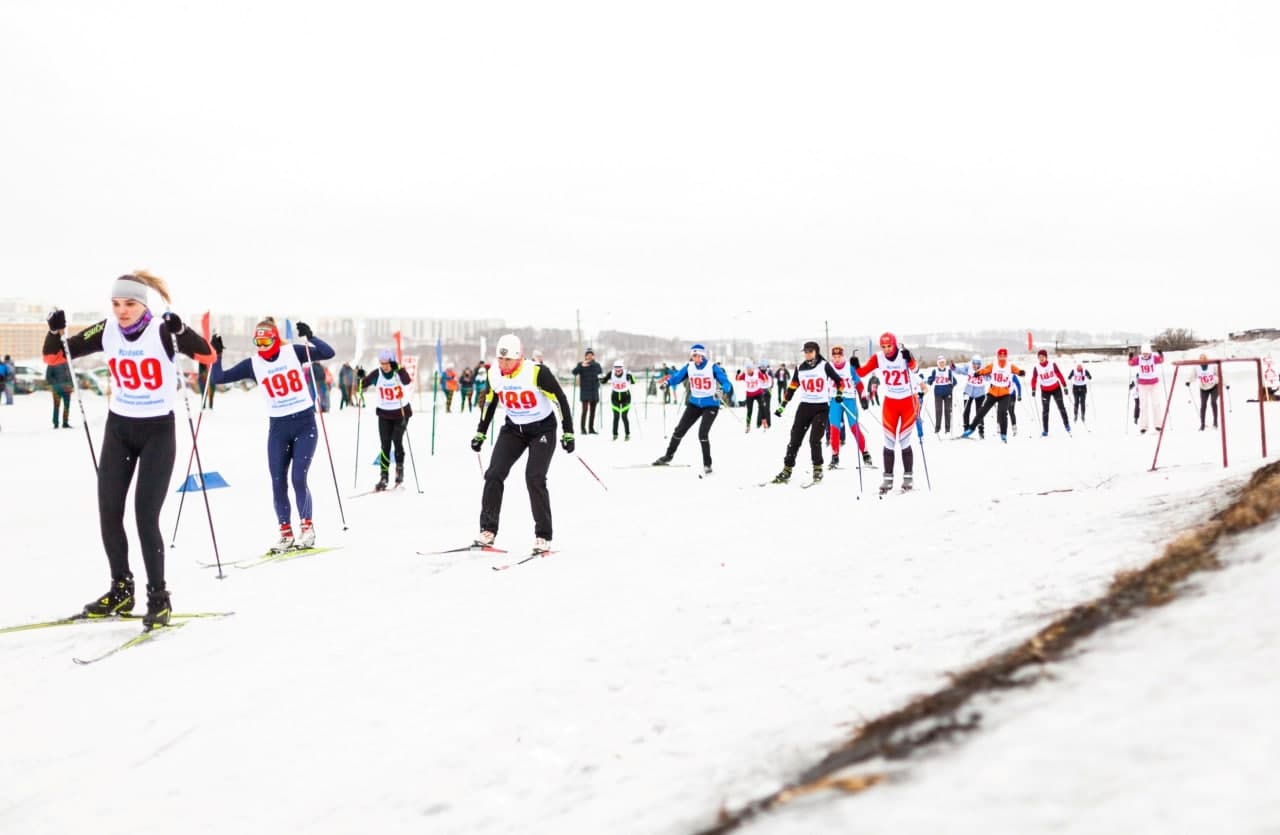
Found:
[1,1,1275,342]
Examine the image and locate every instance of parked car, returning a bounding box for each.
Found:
[11,365,47,394]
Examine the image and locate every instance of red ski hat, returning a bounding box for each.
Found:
[879,332,897,352]
[997,347,1009,358]
[1037,349,1048,358]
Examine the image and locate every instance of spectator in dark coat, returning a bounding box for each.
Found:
[571,349,603,433]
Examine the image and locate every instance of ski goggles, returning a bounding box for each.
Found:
[253,327,278,348]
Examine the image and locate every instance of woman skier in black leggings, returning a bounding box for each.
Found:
[44,271,212,630]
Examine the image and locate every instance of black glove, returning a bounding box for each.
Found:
[296,321,313,339]
[388,361,399,372]
[774,405,785,417]
[835,392,844,402]
[901,348,913,364]
[162,311,184,334]
[470,432,486,452]
[47,309,66,332]
[561,433,575,453]
[210,333,225,354]
[860,396,870,410]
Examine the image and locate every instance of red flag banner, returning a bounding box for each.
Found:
[1026,331,1034,352]
[394,330,403,364]
[201,311,211,342]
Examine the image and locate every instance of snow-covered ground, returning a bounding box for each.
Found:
[1,342,1276,835]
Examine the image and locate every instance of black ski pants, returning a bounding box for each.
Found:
[1040,388,1070,432]
[783,401,828,467]
[933,390,953,433]
[1199,387,1219,429]
[744,392,764,426]
[378,414,408,479]
[610,391,632,437]
[481,414,557,540]
[969,393,1012,436]
[1072,385,1087,421]
[98,412,176,588]
[665,404,719,467]
[963,394,986,437]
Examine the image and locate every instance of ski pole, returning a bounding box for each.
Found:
[476,451,484,479]
[166,317,224,578]
[169,355,216,547]
[840,401,864,498]
[353,385,363,488]
[400,405,424,494]
[303,343,348,530]
[574,453,608,492]
[59,330,98,472]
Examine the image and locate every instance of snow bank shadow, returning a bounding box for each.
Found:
[699,458,1280,834]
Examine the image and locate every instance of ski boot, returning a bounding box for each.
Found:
[961,428,974,439]
[271,524,295,553]
[771,466,793,484]
[703,465,713,476]
[297,519,316,549]
[1041,431,1049,437]
[83,576,135,617]
[1012,424,1018,437]
[473,530,497,549]
[901,472,914,493]
[375,473,389,492]
[613,434,619,441]
[830,453,840,469]
[878,474,894,496]
[142,585,171,631]
[652,455,673,466]
[625,435,631,441]
[532,537,552,555]
[811,464,823,483]
[395,464,404,487]
[862,450,874,466]
[1000,433,1008,443]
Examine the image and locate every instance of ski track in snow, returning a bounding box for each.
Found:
[1,344,1276,835]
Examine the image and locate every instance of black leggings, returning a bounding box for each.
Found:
[784,402,828,467]
[1199,387,1219,428]
[1040,388,1070,432]
[969,393,1012,436]
[610,392,632,437]
[1072,385,1088,421]
[933,391,953,433]
[665,404,720,467]
[963,394,986,436]
[481,415,557,540]
[98,412,176,587]
[378,415,408,477]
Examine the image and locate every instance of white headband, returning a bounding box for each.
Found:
[111,276,149,305]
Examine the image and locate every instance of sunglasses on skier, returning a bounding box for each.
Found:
[831,349,843,356]
[253,328,276,348]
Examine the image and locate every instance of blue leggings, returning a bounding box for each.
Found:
[267,410,318,525]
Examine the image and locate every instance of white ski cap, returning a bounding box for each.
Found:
[1141,342,1152,354]
[496,334,522,360]
[613,360,624,368]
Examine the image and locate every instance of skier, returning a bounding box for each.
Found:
[774,363,791,401]
[960,348,1025,443]
[959,355,987,439]
[1186,354,1221,430]
[470,334,575,554]
[652,343,733,475]
[1128,343,1165,433]
[210,316,335,552]
[1009,373,1023,437]
[926,355,960,436]
[855,332,919,493]
[602,360,636,440]
[738,362,769,432]
[826,345,873,468]
[359,348,414,490]
[1068,363,1092,422]
[771,341,844,483]
[867,373,882,406]
[1030,348,1071,436]
[44,271,213,629]
[755,360,773,429]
